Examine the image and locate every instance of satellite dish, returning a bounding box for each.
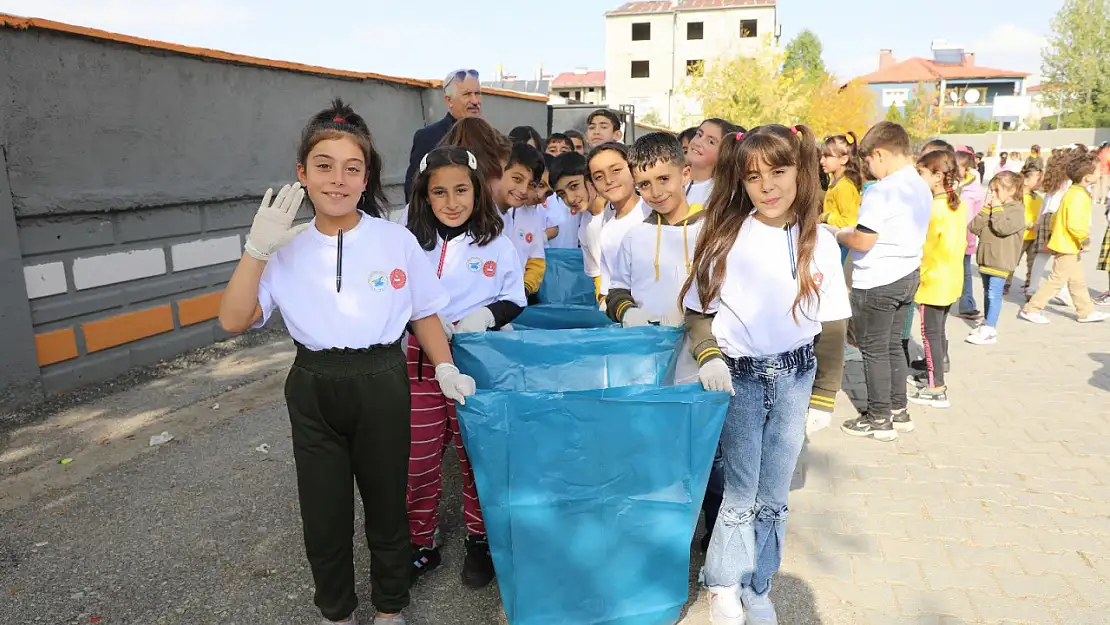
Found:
[965,89,981,104]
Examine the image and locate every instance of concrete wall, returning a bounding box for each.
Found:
[0,17,547,410]
[940,128,1110,153]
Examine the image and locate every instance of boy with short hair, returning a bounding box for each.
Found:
[586,109,623,146]
[497,143,548,298]
[564,129,587,155]
[589,142,650,301]
[546,133,574,157]
[606,133,702,382]
[1021,152,1110,324]
[832,121,932,441]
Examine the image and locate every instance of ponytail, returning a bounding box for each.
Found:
[944,181,960,211]
[821,131,863,192]
[917,149,961,211]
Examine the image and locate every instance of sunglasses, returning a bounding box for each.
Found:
[445,69,479,88]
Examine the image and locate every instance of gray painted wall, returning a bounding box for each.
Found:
[940,128,1110,153]
[0,23,547,411]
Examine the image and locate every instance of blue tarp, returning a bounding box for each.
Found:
[453,327,729,625]
[512,304,616,331]
[536,248,597,306]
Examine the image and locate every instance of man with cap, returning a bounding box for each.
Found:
[404,68,483,202]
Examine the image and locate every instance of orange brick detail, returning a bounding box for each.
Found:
[35,328,79,367]
[82,305,175,353]
[177,291,223,327]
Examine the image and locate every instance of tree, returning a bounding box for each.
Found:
[944,113,995,134]
[885,103,904,124]
[1041,0,1110,127]
[899,83,948,147]
[803,79,876,140]
[783,30,827,84]
[639,110,664,126]
[680,38,822,128]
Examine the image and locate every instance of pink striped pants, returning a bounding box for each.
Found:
[405,336,485,548]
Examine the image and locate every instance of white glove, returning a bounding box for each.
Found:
[245,183,308,260]
[455,307,495,334]
[435,363,476,405]
[439,315,455,342]
[659,308,685,328]
[699,359,734,396]
[806,409,832,436]
[500,323,515,332]
[621,307,653,328]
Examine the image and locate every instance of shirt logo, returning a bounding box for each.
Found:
[525,232,534,244]
[482,260,497,277]
[813,271,824,287]
[368,271,387,292]
[467,257,482,272]
[390,269,407,289]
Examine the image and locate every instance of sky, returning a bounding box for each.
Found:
[0,0,1061,85]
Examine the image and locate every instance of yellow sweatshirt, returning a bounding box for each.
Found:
[1047,185,1091,255]
[915,195,968,306]
[1022,192,1042,242]
[822,176,862,228]
[524,258,546,294]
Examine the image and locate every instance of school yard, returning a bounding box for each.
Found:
[0,232,1107,625]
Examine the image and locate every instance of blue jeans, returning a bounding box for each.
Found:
[703,343,817,595]
[959,255,978,314]
[981,273,1006,328]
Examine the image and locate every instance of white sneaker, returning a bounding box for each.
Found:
[805,408,832,435]
[1079,311,1110,323]
[741,587,779,625]
[708,584,746,625]
[325,615,359,625]
[965,326,997,345]
[1019,310,1050,325]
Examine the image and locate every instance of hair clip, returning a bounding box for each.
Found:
[418,152,429,174]
[845,134,855,145]
[790,126,800,135]
[466,150,478,171]
[735,132,745,141]
[333,116,346,123]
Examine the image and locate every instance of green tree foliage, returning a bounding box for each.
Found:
[1041,0,1110,127]
[782,30,827,84]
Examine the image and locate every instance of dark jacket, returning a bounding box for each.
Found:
[968,199,1026,277]
[404,113,456,203]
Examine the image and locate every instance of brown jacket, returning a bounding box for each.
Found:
[968,199,1026,278]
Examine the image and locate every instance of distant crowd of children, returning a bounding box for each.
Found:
[218,95,1110,625]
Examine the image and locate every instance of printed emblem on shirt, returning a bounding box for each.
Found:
[525,232,534,244]
[390,269,407,289]
[467,257,482,272]
[814,271,824,287]
[368,271,388,292]
[482,260,497,277]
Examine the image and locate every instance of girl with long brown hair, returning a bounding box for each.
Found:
[680,124,851,625]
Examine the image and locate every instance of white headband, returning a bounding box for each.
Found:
[419,150,478,174]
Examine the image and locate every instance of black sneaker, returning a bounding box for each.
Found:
[910,358,951,374]
[411,545,441,584]
[891,408,916,431]
[841,414,897,441]
[909,388,950,409]
[462,534,495,589]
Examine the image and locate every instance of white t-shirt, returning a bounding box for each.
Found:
[613,215,704,384]
[686,179,714,214]
[423,232,527,323]
[579,206,613,278]
[851,164,932,290]
[545,197,581,249]
[501,205,546,266]
[256,213,448,351]
[684,219,851,358]
[599,199,651,295]
[393,204,410,227]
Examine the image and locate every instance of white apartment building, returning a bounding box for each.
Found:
[604,0,778,128]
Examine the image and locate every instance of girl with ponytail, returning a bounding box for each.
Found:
[819,132,864,234]
[679,124,851,625]
[908,149,968,408]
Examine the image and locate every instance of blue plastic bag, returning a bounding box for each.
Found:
[456,384,729,625]
[512,304,616,331]
[452,326,682,391]
[536,248,597,306]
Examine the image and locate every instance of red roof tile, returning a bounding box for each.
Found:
[607,0,774,16]
[856,57,1028,84]
[551,70,606,88]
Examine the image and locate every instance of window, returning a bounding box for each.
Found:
[687,22,704,40]
[631,61,650,78]
[686,60,703,77]
[882,88,911,108]
[559,91,570,98]
[739,19,758,38]
[632,22,650,41]
[588,87,595,92]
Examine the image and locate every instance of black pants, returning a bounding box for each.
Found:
[918,304,950,388]
[850,270,920,421]
[286,342,412,619]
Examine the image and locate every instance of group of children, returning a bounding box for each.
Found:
[216,96,1106,625]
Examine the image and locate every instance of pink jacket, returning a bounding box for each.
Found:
[960,175,985,255]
